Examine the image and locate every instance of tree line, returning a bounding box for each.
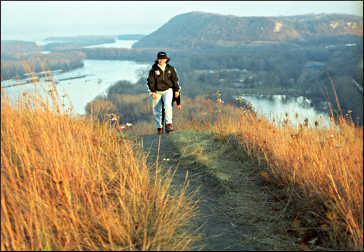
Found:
[1,51,85,81]
[83,37,363,124]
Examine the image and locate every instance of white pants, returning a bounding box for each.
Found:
[151,88,173,128]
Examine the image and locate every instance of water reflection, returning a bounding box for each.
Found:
[240,94,331,129]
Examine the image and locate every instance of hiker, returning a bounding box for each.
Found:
[147,51,181,134]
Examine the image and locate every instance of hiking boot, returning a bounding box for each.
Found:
[165,124,174,133]
[157,128,163,135]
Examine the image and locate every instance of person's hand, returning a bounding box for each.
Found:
[174,91,179,98]
[177,104,182,111]
[152,92,157,100]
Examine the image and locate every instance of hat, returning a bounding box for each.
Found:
[157,51,169,60]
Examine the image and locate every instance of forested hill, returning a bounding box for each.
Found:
[132,11,363,49]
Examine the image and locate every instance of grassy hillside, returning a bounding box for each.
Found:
[1,87,199,250]
[2,70,362,250]
[212,105,363,249]
[87,85,363,250]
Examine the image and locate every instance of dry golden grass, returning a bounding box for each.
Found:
[213,106,363,250]
[5,56,360,249]
[90,86,362,249]
[1,83,199,250]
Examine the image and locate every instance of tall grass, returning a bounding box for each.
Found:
[41,63,362,249]
[1,81,199,250]
[85,85,362,249]
[214,106,363,249]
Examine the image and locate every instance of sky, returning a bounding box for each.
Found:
[1,1,363,40]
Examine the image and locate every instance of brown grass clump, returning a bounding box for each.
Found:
[214,107,363,250]
[1,85,198,250]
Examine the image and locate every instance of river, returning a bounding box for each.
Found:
[1,59,150,115]
[1,39,331,128]
[240,94,331,128]
[2,38,154,115]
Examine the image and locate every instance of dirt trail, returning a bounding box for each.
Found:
[138,130,300,251]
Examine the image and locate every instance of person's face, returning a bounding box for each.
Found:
[158,58,167,65]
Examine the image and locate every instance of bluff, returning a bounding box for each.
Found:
[132,12,363,49]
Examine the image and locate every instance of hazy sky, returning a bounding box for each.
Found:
[1,1,363,40]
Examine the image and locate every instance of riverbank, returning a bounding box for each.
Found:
[1,51,85,81]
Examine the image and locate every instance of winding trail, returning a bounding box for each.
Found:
[138,130,300,251]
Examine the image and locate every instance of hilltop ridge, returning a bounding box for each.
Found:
[132,12,363,49]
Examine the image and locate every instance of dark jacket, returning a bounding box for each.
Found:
[147,63,181,92]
